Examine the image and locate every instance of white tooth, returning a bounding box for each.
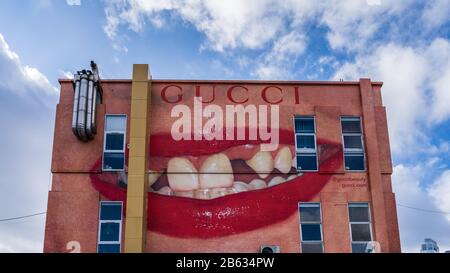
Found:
[174,191,194,198]
[156,186,172,196]
[199,153,234,189]
[248,179,267,190]
[292,157,297,168]
[147,170,161,188]
[232,181,250,193]
[245,151,274,179]
[167,157,199,192]
[209,187,234,199]
[194,189,210,200]
[287,174,297,181]
[268,176,286,187]
[274,147,292,174]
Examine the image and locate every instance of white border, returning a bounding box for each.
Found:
[97,201,123,253]
[102,114,127,171]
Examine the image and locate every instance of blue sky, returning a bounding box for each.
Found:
[0,0,450,253]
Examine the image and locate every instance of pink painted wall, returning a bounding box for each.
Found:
[44,79,401,253]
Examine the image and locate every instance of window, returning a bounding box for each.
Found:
[348,203,373,253]
[299,203,323,253]
[341,117,365,171]
[294,117,318,171]
[103,115,126,171]
[97,201,123,253]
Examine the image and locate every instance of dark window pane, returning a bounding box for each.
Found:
[100,222,120,242]
[299,205,321,222]
[100,203,122,221]
[344,154,364,170]
[343,135,363,150]
[349,205,370,222]
[297,154,317,171]
[98,244,120,253]
[103,152,124,170]
[302,243,323,253]
[301,224,322,241]
[351,224,371,242]
[105,133,124,151]
[342,119,361,133]
[295,118,315,133]
[352,243,368,253]
[296,135,315,150]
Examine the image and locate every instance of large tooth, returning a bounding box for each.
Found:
[233,181,250,193]
[174,191,194,198]
[199,153,234,189]
[167,157,199,192]
[268,176,286,187]
[245,151,274,179]
[274,147,292,174]
[156,186,172,196]
[209,187,234,199]
[194,189,210,200]
[287,174,298,181]
[248,179,267,190]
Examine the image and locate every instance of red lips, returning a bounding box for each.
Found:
[89,129,342,238]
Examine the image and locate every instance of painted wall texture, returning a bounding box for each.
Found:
[44,69,401,253]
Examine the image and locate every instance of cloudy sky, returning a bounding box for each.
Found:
[0,0,449,253]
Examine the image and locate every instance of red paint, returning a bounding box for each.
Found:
[161,84,183,103]
[149,128,295,157]
[261,85,283,104]
[147,171,331,238]
[195,85,215,103]
[227,85,249,104]
[89,135,342,239]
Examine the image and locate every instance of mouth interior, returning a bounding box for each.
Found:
[148,144,301,200]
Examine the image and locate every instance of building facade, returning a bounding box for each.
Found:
[44,64,401,253]
[420,238,439,253]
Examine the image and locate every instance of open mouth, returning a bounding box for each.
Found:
[148,146,299,199]
[89,129,342,238]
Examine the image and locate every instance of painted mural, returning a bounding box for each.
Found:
[88,84,343,242]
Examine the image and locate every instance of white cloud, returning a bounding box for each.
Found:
[59,70,74,79]
[0,96,53,252]
[428,170,450,222]
[103,0,287,52]
[333,38,450,156]
[102,1,434,55]
[0,33,58,105]
[102,1,447,82]
[66,0,81,6]
[392,164,450,252]
[0,33,56,252]
[421,0,450,29]
[253,31,307,79]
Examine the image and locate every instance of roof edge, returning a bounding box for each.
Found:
[59,78,383,86]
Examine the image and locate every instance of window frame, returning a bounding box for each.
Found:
[348,202,373,253]
[341,116,366,172]
[298,202,324,253]
[102,114,127,172]
[97,201,123,253]
[293,116,318,172]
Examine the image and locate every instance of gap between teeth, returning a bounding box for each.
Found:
[150,144,300,198]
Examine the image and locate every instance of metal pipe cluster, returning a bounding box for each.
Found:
[72,61,102,141]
